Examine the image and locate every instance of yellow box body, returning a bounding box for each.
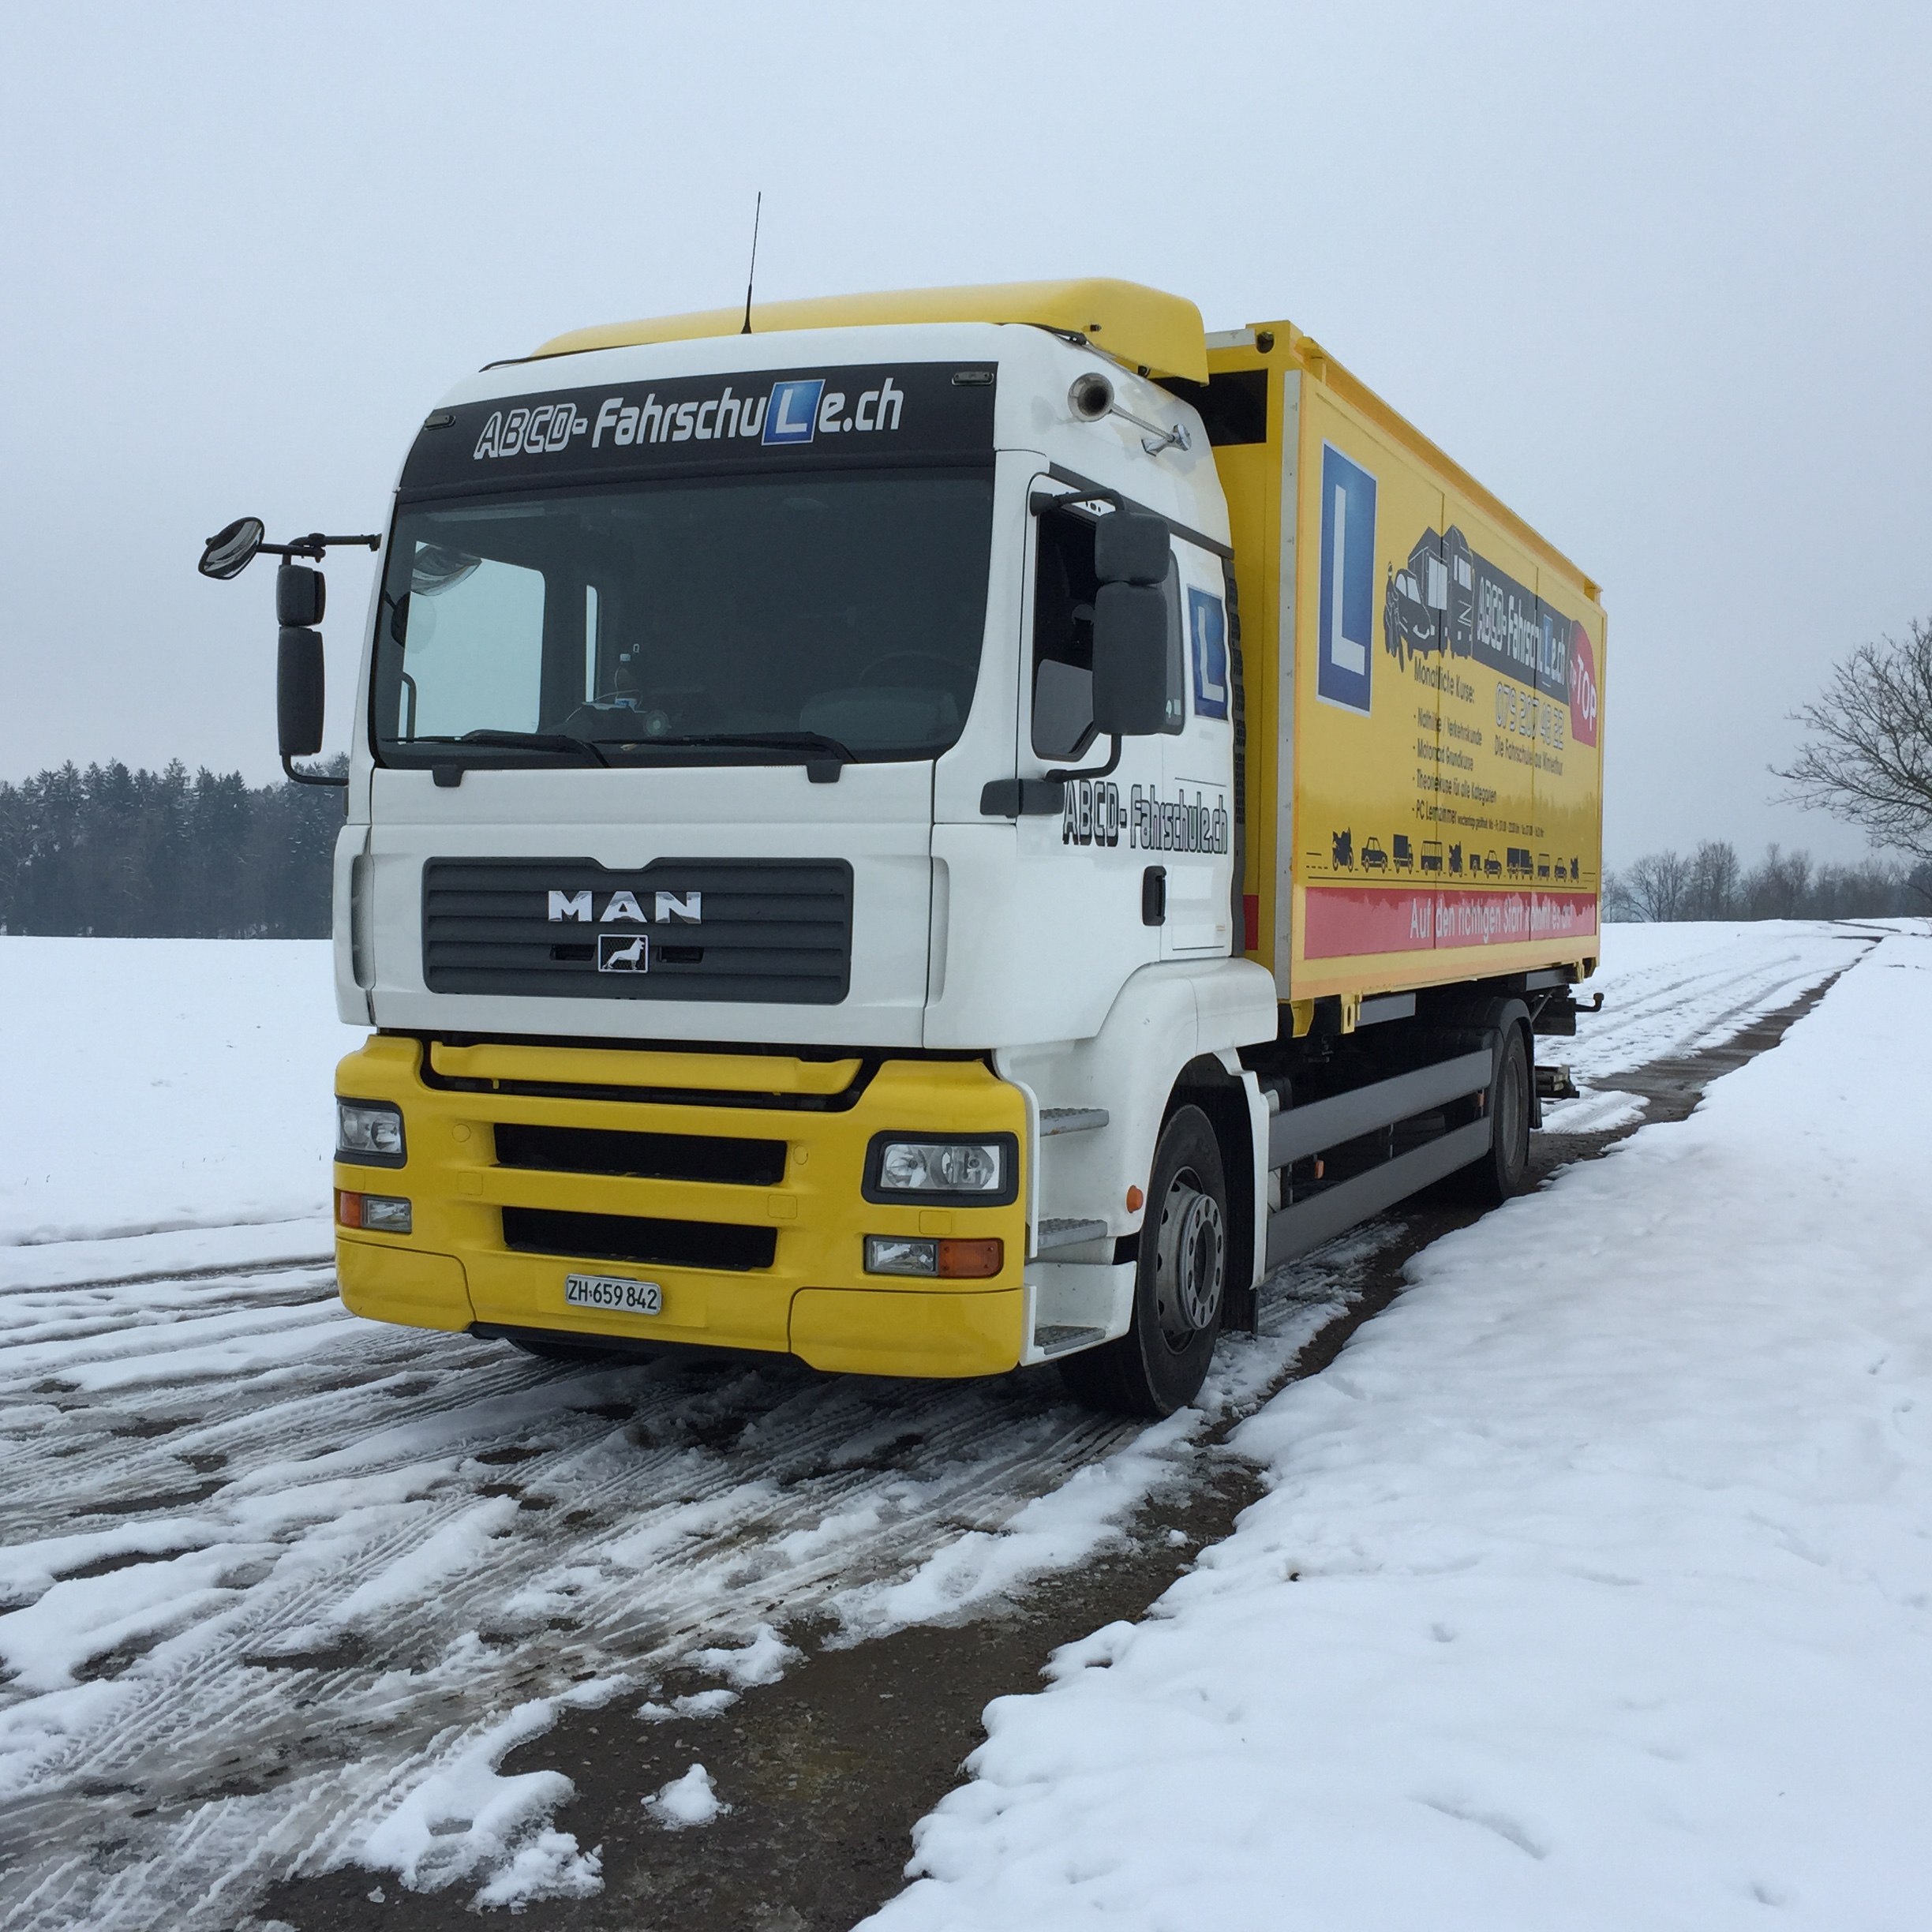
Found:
[333,1035,1028,1378]
[1210,324,1606,1015]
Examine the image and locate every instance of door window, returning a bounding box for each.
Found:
[1030,506,1183,759]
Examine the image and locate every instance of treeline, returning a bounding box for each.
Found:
[1604,841,1930,923]
[0,760,345,938]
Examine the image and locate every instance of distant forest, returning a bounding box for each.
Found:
[0,761,344,938]
[2,761,1927,938]
[1604,841,1929,923]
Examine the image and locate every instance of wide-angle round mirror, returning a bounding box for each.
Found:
[198,516,265,580]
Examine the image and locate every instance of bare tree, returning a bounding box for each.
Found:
[1776,618,1932,861]
[1620,848,1692,920]
[1744,843,1812,919]
[1684,839,1740,919]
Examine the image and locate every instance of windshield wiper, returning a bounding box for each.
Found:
[409,729,611,767]
[614,730,858,782]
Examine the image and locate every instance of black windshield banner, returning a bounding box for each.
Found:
[400,362,996,493]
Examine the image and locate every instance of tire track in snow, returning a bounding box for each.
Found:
[0,1263,1156,1931]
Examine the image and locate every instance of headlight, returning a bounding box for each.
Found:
[338,1099,406,1166]
[864,1134,1015,1203]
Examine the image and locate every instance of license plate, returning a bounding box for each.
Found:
[564,1272,663,1315]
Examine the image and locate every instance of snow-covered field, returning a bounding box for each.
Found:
[0,920,1901,1926]
[873,924,1932,1932]
[0,938,342,1264]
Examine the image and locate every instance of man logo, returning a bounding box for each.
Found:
[762,378,824,447]
[549,889,702,926]
[597,933,649,973]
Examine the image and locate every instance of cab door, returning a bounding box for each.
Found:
[1155,539,1237,958]
[1013,488,1166,997]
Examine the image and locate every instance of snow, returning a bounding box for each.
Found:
[646,1762,726,1829]
[0,920,1889,1926]
[0,938,351,1250]
[358,1686,615,1905]
[687,1622,800,1688]
[867,927,1932,1932]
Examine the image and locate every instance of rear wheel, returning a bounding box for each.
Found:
[1058,1105,1228,1417]
[1461,1021,1531,1206]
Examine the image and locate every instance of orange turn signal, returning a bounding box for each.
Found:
[936,1237,1003,1279]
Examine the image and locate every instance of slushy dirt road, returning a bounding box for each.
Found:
[0,924,1875,1930]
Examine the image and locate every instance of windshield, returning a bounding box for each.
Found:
[373,470,994,766]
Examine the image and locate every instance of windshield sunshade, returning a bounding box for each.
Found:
[373,471,995,766]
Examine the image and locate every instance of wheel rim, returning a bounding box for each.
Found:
[1153,1166,1226,1346]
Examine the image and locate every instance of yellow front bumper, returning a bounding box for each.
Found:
[333,1035,1028,1379]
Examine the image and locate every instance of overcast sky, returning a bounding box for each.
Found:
[2,1,1927,867]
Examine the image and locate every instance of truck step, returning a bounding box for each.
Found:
[1039,1107,1110,1136]
[1035,1217,1110,1252]
[1032,1323,1106,1356]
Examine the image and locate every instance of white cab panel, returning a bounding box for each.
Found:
[362,760,933,1047]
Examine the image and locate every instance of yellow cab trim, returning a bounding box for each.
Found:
[530,278,1211,384]
[332,1036,1030,1380]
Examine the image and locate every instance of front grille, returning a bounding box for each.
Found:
[501,1206,777,1272]
[493,1122,787,1187]
[423,858,853,1005]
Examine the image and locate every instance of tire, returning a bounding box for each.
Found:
[1058,1105,1229,1418]
[1461,1021,1531,1207]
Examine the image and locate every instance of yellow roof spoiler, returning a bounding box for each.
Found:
[530,278,1210,384]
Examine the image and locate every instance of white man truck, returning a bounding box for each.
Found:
[203,279,1605,1417]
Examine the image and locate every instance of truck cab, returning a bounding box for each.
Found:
[320,285,1276,1414]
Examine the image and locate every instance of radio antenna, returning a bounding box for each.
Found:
[740,191,762,335]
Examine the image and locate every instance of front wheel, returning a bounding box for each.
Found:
[1058,1105,1228,1417]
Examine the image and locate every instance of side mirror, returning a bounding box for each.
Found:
[1091,582,1169,737]
[278,627,326,759]
[276,563,325,627]
[199,516,265,580]
[1095,511,1170,586]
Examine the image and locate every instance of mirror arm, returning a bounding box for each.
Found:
[1045,735,1121,784]
[283,754,349,789]
[261,533,381,562]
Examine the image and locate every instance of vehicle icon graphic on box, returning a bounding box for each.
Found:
[1391,833,1413,871]
[1382,525,1480,666]
[1448,842,1463,875]
[1537,852,1551,880]
[1361,838,1388,872]
[1485,850,1503,878]
[1507,846,1533,878]
[1331,829,1354,869]
[1421,840,1443,874]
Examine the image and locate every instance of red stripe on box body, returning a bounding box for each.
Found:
[1303,888,1598,960]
